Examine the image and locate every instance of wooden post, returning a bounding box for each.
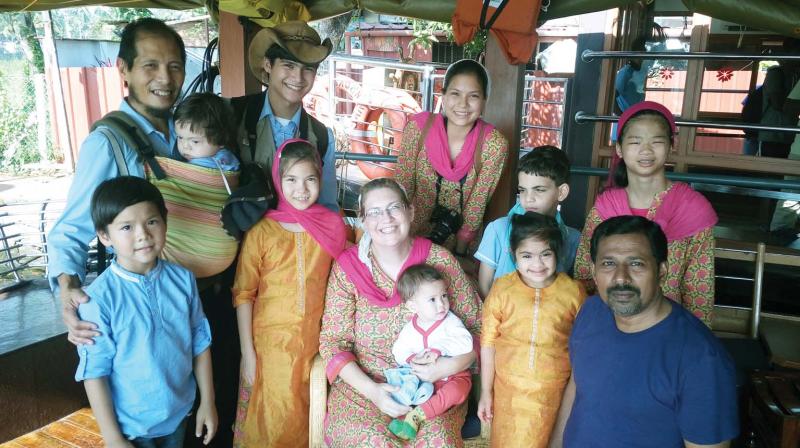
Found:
[40,11,73,170]
[219,12,262,97]
[482,34,526,222]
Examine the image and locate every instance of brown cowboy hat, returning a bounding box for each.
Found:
[248,20,333,83]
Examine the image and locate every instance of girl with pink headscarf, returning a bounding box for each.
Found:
[231,139,347,446]
[573,101,718,325]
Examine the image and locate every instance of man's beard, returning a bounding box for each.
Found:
[606,284,642,316]
[129,90,173,119]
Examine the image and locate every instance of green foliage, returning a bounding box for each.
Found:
[407,19,486,60]
[409,19,452,51]
[49,7,208,41]
[462,29,487,59]
[0,60,44,172]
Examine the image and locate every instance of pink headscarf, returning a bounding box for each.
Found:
[337,237,433,308]
[595,182,717,242]
[608,101,678,188]
[265,138,346,258]
[412,112,494,182]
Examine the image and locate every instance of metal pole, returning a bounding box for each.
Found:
[570,166,800,191]
[421,67,434,112]
[574,111,800,134]
[330,53,449,71]
[582,49,800,63]
[750,242,766,339]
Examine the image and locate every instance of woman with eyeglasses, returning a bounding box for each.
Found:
[318,177,482,446]
[395,59,508,260]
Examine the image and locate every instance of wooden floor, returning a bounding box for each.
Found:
[0,408,102,448]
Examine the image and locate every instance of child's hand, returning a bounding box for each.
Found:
[195,400,218,445]
[412,350,439,365]
[478,392,493,423]
[241,350,257,386]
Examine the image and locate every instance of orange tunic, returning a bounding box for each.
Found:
[231,218,334,447]
[482,272,586,448]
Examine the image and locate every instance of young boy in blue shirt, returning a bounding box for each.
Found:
[75,176,217,447]
[475,146,580,297]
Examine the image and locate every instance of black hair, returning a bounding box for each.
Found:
[443,59,489,98]
[91,176,167,231]
[397,263,445,302]
[265,44,318,68]
[517,145,571,186]
[174,93,236,148]
[510,212,562,261]
[615,110,674,187]
[590,215,668,265]
[118,18,186,69]
[279,140,322,178]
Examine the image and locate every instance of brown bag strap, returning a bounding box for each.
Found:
[473,123,486,175]
[416,112,436,157]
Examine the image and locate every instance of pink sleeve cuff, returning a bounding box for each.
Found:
[456,227,478,243]
[429,348,443,358]
[326,352,356,383]
[405,353,416,364]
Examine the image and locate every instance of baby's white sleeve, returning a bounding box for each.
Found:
[438,314,474,357]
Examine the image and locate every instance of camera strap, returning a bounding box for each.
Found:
[433,173,466,215]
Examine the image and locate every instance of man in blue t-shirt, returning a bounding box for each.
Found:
[549,216,738,448]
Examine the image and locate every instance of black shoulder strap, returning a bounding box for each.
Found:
[300,108,329,165]
[90,111,166,179]
[231,91,267,159]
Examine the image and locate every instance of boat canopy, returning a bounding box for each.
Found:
[1,0,798,38]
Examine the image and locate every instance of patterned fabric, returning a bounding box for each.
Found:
[482,272,586,448]
[319,244,482,447]
[231,218,334,447]
[147,156,239,279]
[395,120,508,250]
[574,188,716,325]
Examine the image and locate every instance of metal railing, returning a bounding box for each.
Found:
[574,111,800,135]
[581,50,800,63]
[0,200,65,292]
[521,75,569,150]
[333,154,800,199]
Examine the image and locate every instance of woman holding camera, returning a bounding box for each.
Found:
[319,177,482,446]
[396,59,509,258]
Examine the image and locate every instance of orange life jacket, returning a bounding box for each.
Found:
[452,0,543,65]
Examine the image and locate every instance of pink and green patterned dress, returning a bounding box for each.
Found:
[395,119,508,251]
[319,244,482,447]
[573,182,717,325]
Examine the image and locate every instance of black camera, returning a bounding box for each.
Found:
[427,205,463,245]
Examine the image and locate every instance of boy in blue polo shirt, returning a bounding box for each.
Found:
[475,146,580,297]
[75,176,217,447]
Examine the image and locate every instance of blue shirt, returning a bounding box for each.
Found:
[475,206,580,278]
[259,97,338,211]
[47,100,177,291]
[565,296,739,447]
[75,259,212,439]
[187,147,241,172]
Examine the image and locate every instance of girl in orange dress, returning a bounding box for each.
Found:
[232,139,347,447]
[478,212,586,448]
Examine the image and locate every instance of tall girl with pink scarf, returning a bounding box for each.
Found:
[319,177,482,446]
[396,59,508,257]
[573,101,718,325]
[231,139,347,447]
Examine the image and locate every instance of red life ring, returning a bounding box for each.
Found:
[348,87,421,179]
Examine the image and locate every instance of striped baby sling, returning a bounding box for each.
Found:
[92,111,240,279]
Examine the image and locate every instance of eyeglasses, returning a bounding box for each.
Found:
[363,203,406,220]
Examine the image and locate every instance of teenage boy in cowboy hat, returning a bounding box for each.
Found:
[232,20,338,211]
